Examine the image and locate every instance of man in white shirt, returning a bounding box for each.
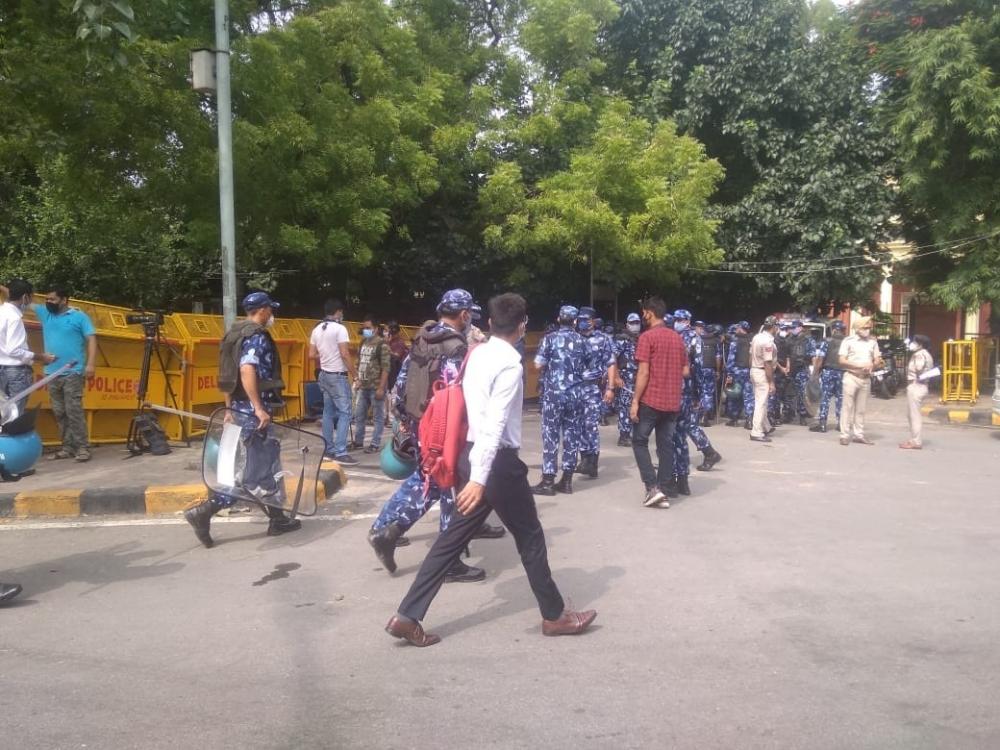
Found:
[749,316,778,442]
[0,279,54,412]
[837,316,883,446]
[385,293,597,647]
[308,299,358,465]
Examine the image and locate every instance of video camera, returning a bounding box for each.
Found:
[125,311,165,327]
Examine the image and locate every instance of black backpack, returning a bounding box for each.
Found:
[401,321,467,422]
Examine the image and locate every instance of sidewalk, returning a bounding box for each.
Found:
[0,440,346,519]
[920,393,999,427]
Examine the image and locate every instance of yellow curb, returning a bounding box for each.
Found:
[145,484,207,514]
[948,410,970,424]
[14,489,81,518]
[993,413,1000,427]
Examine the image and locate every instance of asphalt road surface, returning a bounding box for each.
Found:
[3,400,1000,749]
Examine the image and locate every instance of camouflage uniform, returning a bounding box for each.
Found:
[613,324,640,440]
[814,337,845,424]
[672,323,712,478]
[536,318,588,475]
[579,316,614,460]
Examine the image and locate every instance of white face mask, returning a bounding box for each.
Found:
[908,341,919,352]
[858,328,871,339]
[265,315,276,329]
[627,323,641,334]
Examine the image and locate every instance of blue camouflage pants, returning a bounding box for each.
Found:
[372,469,455,534]
[698,368,716,415]
[673,394,711,477]
[211,401,275,510]
[580,383,603,456]
[817,368,844,424]
[541,395,582,475]
[787,369,810,417]
[617,377,636,438]
[769,370,786,419]
[731,367,753,417]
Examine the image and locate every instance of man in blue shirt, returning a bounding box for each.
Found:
[33,286,97,462]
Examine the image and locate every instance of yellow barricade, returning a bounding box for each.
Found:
[24,299,186,445]
[941,339,979,403]
[174,314,305,435]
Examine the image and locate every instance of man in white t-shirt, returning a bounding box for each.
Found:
[309,299,358,464]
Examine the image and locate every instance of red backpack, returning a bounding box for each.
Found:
[417,351,472,494]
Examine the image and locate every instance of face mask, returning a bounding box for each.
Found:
[577,321,592,333]
[265,315,276,329]
[361,328,374,338]
[858,329,871,339]
[779,331,788,338]
[908,341,919,352]
[46,302,62,315]
[673,322,687,332]
[627,323,641,334]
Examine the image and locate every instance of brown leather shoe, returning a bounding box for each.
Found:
[839,437,850,446]
[385,615,440,647]
[853,437,874,445]
[542,609,598,637]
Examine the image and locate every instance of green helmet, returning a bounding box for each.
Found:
[380,431,417,480]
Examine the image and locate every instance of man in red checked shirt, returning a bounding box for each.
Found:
[629,296,688,509]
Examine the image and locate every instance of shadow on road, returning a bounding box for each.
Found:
[9,541,184,599]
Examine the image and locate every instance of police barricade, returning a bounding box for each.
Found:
[941,339,978,403]
[24,299,186,445]
[175,314,306,437]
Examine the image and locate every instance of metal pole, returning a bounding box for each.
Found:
[215,0,237,328]
[588,247,594,308]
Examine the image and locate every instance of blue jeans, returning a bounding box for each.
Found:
[318,371,352,456]
[353,387,386,448]
[0,365,35,413]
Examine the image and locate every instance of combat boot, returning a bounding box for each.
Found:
[701,414,715,427]
[263,505,302,536]
[662,476,679,498]
[617,434,632,448]
[725,417,738,427]
[184,499,221,548]
[697,447,722,471]
[744,417,752,430]
[809,421,827,433]
[675,474,691,496]
[554,471,574,495]
[532,474,556,496]
[580,454,599,479]
[368,521,405,574]
[798,415,808,426]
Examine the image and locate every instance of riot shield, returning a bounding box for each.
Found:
[805,375,822,418]
[202,408,334,517]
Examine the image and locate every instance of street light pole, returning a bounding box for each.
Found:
[214,0,237,328]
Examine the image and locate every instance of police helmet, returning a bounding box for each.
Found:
[831,320,846,333]
[791,319,803,329]
[710,324,724,336]
[763,315,779,329]
[673,309,692,321]
[381,432,418,480]
[779,320,792,330]
[626,313,641,324]
[437,288,477,316]
[737,320,750,331]
[579,306,597,317]
[558,305,579,324]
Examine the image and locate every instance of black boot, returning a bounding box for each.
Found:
[725,417,738,427]
[445,559,486,583]
[184,499,221,548]
[532,474,556,496]
[0,582,22,603]
[617,434,632,448]
[368,521,405,573]
[809,421,827,433]
[662,476,679,498]
[744,417,752,430]
[697,447,722,471]
[580,454,599,479]
[554,471,574,495]
[263,505,302,536]
[701,414,715,427]
[798,415,808,426]
[675,474,691,496]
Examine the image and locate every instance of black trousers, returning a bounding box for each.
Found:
[631,402,678,492]
[398,446,565,623]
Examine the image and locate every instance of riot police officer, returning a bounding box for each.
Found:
[533,306,587,495]
[809,320,847,433]
[695,321,722,425]
[671,310,722,495]
[575,307,614,479]
[726,320,753,428]
[771,320,791,425]
[612,313,641,447]
[785,319,814,425]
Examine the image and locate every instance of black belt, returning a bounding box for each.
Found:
[322,370,347,376]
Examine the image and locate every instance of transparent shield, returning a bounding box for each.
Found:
[202,408,331,517]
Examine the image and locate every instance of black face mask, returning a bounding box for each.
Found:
[46,302,62,315]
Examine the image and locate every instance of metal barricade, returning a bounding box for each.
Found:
[941,339,979,403]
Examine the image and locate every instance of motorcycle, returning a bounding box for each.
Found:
[872,338,906,399]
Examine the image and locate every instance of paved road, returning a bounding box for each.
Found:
[3,399,1000,749]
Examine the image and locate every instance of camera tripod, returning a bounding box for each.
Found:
[125,321,189,456]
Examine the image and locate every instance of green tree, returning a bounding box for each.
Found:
[481,101,723,300]
[852,0,1000,308]
[606,0,896,311]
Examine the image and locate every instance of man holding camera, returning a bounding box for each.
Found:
[32,286,97,462]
